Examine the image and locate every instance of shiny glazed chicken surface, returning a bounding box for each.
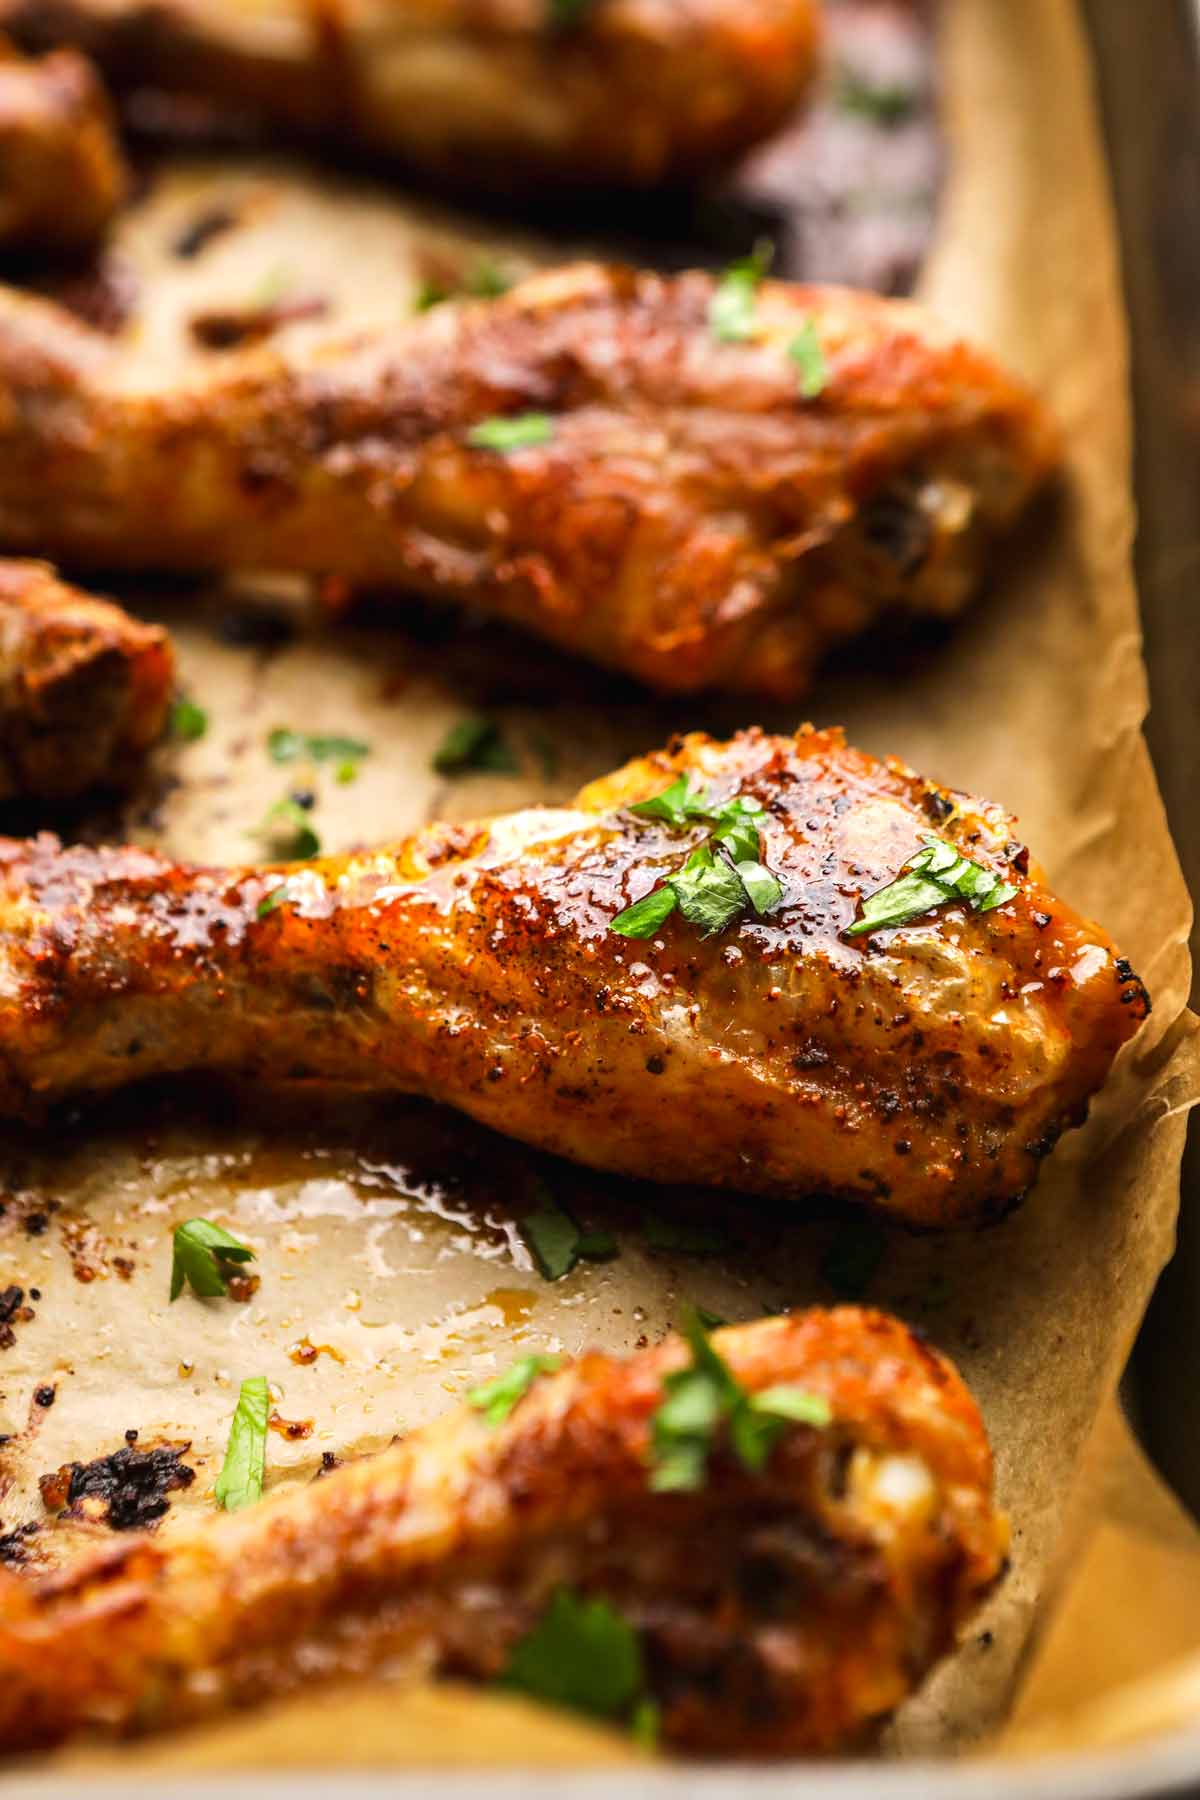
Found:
[0,1309,1007,1756]
[0,0,821,191]
[0,266,1058,698]
[0,558,172,799]
[0,728,1146,1223]
[0,35,126,250]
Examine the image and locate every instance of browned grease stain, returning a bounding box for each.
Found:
[288,1337,345,1366]
[268,1412,314,1441]
[484,1287,537,1329]
[59,1216,110,1283]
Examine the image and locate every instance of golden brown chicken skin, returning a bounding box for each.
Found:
[0,729,1146,1224]
[0,1309,1007,1756]
[0,36,126,251]
[0,558,172,800]
[0,0,820,192]
[0,266,1058,698]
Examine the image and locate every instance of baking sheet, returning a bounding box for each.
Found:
[1,0,1199,1769]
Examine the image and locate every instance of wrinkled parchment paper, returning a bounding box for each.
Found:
[2,0,1199,1772]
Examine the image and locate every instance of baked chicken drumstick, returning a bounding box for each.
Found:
[0,558,172,799]
[0,1309,1007,1756]
[0,35,126,250]
[0,0,820,193]
[0,266,1057,698]
[0,728,1146,1224]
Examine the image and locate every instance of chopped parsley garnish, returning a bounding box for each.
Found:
[170,697,208,742]
[834,66,919,127]
[649,1310,831,1492]
[416,260,514,313]
[521,1186,618,1281]
[267,728,370,767]
[256,796,320,860]
[610,776,783,940]
[708,239,774,343]
[415,279,449,313]
[546,0,595,27]
[642,1213,729,1256]
[213,1375,269,1511]
[256,879,295,919]
[788,319,828,399]
[169,1218,256,1301]
[821,1218,887,1300]
[468,1353,563,1426]
[433,716,519,775]
[846,836,1017,938]
[467,412,554,453]
[465,259,514,299]
[501,1588,649,1729]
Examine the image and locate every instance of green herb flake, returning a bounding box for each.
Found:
[415,279,449,313]
[788,319,828,400]
[521,1187,617,1282]
[169,1217,256,1302]
[649,1310,830,1491]
[668,843,750,937]
[267,728,370,767]
[466,259,513,299]
[735,859,784,917]
[546,0,594,28]
[213,1375,270,1511]
[611,779,783,941]
[256,880,293,919]
[467,412,554,453]
[834,66,919,127]
[170,697,208,743]
[502,1587,645,1721]
[708,239,775,344]
[433,716,519,776]
[256,797,320,861]
[610,885,678,939]
[846,836,1018,939]
[468,1353,563,1427]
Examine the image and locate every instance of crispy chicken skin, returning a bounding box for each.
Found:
[0,729,1146,1223]
[0,36,126,250]
[0,0,820,192]
[0,1310,1007,1756]
[0,558,172,799]
[0,266,1058,698]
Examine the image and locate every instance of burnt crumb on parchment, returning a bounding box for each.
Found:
[39,1442,196,1530]
[0,1283,35,1351]
[0,1520,40,1567]
[173,202,240,259]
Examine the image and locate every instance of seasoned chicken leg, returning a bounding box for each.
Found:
[0,0,820,193]
[0,1309,1007,1756]
[0,559,172,799]
[0,36,126,250]
[0,728,1146,1223]
[0,266,1057,698]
